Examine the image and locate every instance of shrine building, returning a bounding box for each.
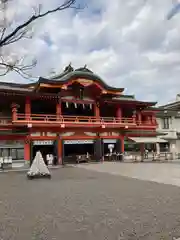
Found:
[0,64,163,167]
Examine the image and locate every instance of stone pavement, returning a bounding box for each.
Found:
[1,167,180,239]
[76,161,180,187]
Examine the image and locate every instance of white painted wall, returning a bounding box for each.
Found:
[156,116,180,154]
[156,117,177,139]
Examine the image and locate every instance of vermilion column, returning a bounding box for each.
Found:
[137,111,142,125]
[24,139,30,161]
[95,102,100,120]
[151,113,157,125]
[116,106,122,122]
[25,97,31,120]
[11,103,18,121]
[140,143,145,162]
[57,138,62,164]
[121,135,124,153]
[56,99,62,120]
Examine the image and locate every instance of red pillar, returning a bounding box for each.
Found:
[121,135,124,153]
[25,97,31,120]
[24,140,30,161]
[137,111,142,125]
[116,106,122,122]
[57,138,62,164]
[147,116,151,124]
[140,143,145,162]
[56,100,62,120]
[151,113,157,125]
[95,102,100,120]
[11,103,18,121]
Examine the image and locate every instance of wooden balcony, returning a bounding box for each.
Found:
[10,113,157,129]
[13,114,136,128]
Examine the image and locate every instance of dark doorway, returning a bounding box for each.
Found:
[31,141,57,165]
[63,140,94,163]
[102,140,117,155]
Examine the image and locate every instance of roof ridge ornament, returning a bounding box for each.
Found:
[64,62,74,73]
[75,64,93,73]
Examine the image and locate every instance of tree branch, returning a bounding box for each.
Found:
[0,0,83,78]
[0,0,79,47]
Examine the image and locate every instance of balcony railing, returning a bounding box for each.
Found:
[14,114,135,126]
[12,113,157,128]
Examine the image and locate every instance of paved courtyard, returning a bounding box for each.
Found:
[1,166,180,239]
[77,161,180,187]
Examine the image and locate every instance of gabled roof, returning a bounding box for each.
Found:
[158,94,180,110]
[39,64,124,92]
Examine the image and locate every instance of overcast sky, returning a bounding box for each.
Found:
[1,0,180,105]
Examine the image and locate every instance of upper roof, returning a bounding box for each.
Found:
[0,64,124,94]
[158,94,180,111]
[0,64,157,107]
[39,64,124,93]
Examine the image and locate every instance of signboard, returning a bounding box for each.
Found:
[64,140,94,144]
[33,140,54,146]
[103,139,117,144]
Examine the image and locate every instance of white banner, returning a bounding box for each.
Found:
[33,140,54,146]
[64,140,94,145]
[103,139,117,144]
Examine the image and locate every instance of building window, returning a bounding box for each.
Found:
[0,148,24,161]
[162,117,170,129]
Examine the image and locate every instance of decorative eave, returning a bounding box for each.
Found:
[105,97,157,107]
[159,101,180,110]
[0,81,36,93]
[39,74,124,93]
[156,108,180,118]
[37,65,124,94]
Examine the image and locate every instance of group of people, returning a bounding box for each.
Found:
[41,153,58,166]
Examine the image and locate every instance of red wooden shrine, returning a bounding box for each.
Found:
[0,65,158,164]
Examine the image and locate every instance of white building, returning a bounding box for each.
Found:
[156,94,180,156]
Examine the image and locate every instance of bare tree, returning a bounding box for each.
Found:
[0,0,81,78]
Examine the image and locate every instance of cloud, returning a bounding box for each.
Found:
[1,0,180,105]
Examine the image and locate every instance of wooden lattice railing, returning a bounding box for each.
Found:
[16,114,135,124]
[0,114,157,128]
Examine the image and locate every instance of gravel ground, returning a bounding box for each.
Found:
[0,167,180,240]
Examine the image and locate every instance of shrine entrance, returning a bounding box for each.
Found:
[31,140,57,165]
[63,140,94,164]
[102,139,123,161]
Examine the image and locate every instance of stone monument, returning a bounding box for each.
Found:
[27,151,51,179]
